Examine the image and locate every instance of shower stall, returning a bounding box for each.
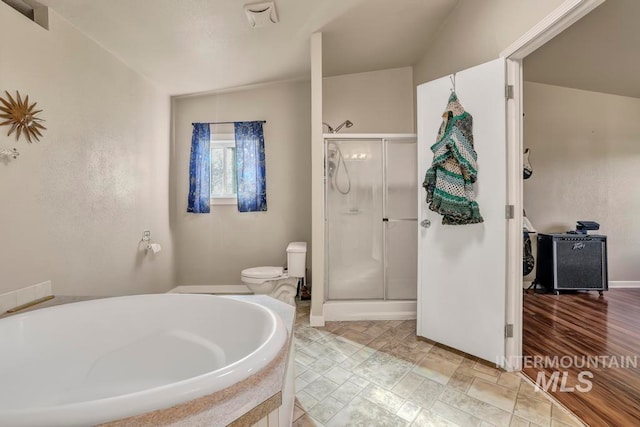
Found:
[324,134,417,319]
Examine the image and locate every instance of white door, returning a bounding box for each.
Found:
[417,58,507,364]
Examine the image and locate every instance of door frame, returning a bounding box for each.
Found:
[502,0,606,371]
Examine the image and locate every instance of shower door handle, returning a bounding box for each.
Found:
[420,219,431,228]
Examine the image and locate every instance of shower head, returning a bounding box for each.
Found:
[323,122,335,133]
[323,120,354,134]
[333,120,353,133]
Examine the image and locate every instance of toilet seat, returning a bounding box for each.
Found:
[240,266,286,283]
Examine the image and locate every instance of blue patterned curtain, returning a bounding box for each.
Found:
[234,121,267,212]
[187,123,211,213]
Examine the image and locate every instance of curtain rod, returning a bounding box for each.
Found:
[192,120,267,125]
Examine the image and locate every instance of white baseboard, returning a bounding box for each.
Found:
[309,313,325,327]
[522,281,640,290]
[609,281,640,289]
[169,285,252,294]
[323,300,417,321]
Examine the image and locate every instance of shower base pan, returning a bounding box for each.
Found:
[323,300,416,321]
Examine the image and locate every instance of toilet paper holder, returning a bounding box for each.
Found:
[140,230,162,254]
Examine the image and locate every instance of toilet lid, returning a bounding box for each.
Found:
[241,266,284,279]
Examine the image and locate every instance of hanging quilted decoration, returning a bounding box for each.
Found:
[0,90,46,143]
[422,92,483,225]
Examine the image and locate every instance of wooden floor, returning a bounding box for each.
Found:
[523,289,640,426]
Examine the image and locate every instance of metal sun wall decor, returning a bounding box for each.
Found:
[0,90,46,143]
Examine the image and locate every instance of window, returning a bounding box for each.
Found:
[210,134,237,205]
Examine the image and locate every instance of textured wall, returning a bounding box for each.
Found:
[173,81,312,286]
[0,5,174,295]
[413,0,565,85]
[523,82,640,282]
[323,67,415,134]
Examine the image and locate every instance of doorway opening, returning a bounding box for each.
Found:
[510,0,640,424]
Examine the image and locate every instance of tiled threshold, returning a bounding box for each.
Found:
[292,301,584,427]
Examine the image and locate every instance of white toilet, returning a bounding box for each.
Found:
[240,242,307,305]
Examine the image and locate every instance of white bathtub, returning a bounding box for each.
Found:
[0,294,287,427]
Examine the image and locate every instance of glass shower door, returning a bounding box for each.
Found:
[326,139,384,300]
[385,139,418,300]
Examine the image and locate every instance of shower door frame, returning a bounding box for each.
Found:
[324,134,418,302]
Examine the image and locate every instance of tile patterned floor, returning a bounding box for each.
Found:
[291,301,583,427]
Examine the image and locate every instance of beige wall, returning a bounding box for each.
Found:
[323,67,414,133]
[523,82,640,282]
[0,5,175,295]
[173,81,312,286]
[413,0,565,85]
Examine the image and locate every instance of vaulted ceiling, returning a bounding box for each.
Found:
[38,0,459,96]
[525,0,640,99]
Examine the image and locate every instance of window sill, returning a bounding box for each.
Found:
[211,197,237,206]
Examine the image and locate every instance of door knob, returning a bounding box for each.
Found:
[420,219,431,228]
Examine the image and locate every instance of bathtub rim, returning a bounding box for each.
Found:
[0,294,288,427]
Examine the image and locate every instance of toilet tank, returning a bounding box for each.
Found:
[286,242,307,278]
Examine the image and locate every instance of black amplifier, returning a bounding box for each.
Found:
[535,233,608,294]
